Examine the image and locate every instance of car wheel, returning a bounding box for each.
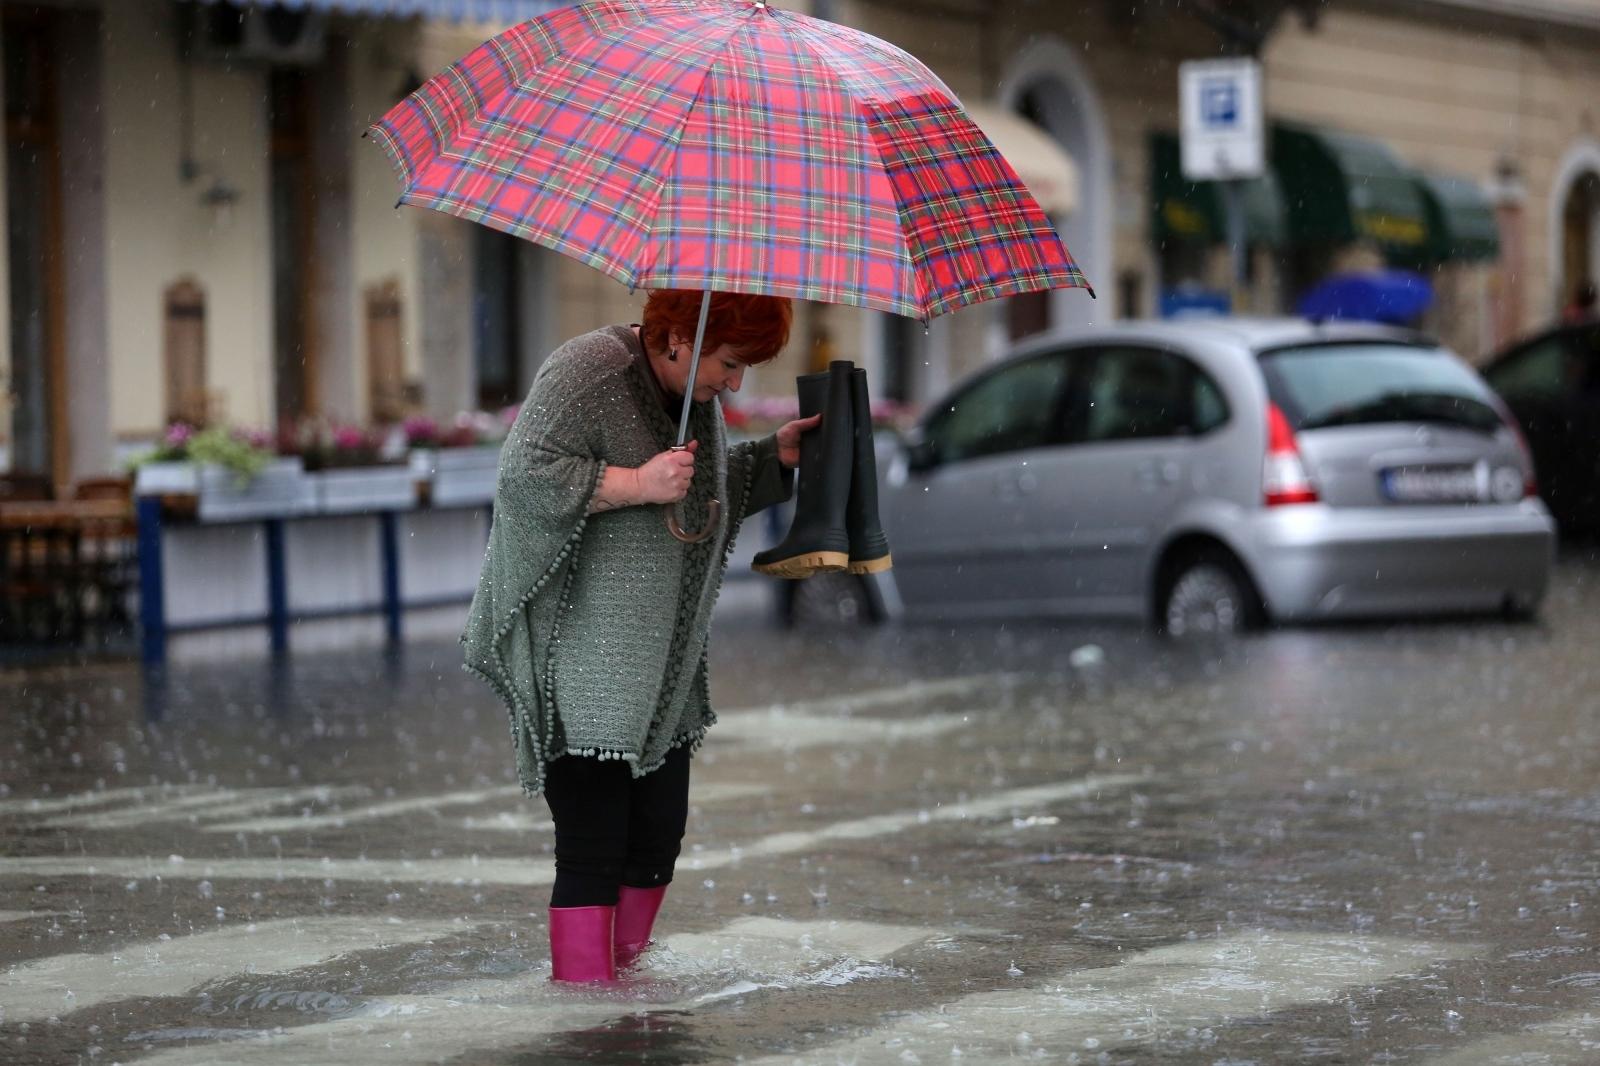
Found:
[1158,549,1262,640]
[1501,593,1542,623]
[784,571,875,627]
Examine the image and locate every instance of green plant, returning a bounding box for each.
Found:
[188,426,272,487]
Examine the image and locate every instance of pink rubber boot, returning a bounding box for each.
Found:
[613,885,668,971]
[548,905,616,983]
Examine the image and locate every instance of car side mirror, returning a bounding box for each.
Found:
[905,437,939,473]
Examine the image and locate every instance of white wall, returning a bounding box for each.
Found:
[349,19,425,418]
[62,9,111,479]
[103,0,274,438]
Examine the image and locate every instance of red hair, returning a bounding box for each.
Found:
[640,290,793,367]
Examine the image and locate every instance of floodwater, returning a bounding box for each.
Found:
[1,561,1598,1064]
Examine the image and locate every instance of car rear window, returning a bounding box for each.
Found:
[1259,343,1502,433]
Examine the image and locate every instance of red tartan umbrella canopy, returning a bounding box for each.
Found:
[369,0,1092,320]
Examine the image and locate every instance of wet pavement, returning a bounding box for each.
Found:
[2,561,1599,1065]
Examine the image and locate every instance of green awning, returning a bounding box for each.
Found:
[1271,122,1429,257]
[1410,168,1500,262]
[1149,132,1287,248]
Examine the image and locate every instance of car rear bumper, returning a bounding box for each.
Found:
[1240,500,1556,621]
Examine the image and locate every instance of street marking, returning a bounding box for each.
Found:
[682,773,1149,869]
[123,917,937,1066]
[711,708,971,750]
[742,930,1480,1064]
[460,810,551,832]
[205,786,523,834]
[40,787,370,830]
[0,910,63,924]
[691,782,772,804]
[215,781,770,835]
[662,916,934,979]
[0,853,556,886]
[720,673,1015,717]
[0,774,1144,886]
[0,785,218,818]
[0,917,465,1025]
[168,786,373,825]
[1424,1010,1600,1064]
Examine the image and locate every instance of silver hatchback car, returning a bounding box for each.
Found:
[877,318,1555,635]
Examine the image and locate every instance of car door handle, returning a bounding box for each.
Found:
[1136,460,1182,485]
[995,472,1038,500]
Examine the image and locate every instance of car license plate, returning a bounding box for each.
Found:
[1380,465,1481,503]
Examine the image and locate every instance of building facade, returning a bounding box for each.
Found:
[3,0,1598,496]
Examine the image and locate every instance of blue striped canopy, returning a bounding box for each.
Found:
[194,0,567,22]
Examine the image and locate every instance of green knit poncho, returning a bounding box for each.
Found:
[462,325,792,796]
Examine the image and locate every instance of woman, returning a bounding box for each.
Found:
[462,289,815,983]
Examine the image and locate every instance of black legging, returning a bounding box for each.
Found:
[542,744,692,908]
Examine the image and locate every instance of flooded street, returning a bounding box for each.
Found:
[3,562,1599,1065]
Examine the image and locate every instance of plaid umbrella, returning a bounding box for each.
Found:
[368,0,1092,322]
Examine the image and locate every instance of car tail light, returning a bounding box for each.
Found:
[1264,403,1319,506]
[1489,399,1538,497]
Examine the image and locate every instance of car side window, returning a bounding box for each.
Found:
[1073,346,1218,442]
[1485,337,1567,399]
[1193,370,1230,434]
[922,353,1071,465]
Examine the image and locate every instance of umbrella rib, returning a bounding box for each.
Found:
[631,7,761,290]
[776,12,932,320]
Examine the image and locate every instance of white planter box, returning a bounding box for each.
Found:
[134,461,199,496]
[312,466,418,514]
[198,458,315,523]
[430,446,500,507]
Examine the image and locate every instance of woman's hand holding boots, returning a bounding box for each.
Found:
[775,413,822,469]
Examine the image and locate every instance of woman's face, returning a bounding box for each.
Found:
[663,334,748,403]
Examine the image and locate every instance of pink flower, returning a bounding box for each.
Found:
[333,425,368,451]
[164,422,195,447]
[403,415,440,446]
[236,427,273,450]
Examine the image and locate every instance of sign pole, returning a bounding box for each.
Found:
[1179,57,1264,316]
[1224,179,1247,313]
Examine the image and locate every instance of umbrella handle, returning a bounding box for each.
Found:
[665,498,720,543]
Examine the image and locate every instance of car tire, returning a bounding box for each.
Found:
[1501,593,1542,623]
[782,571,878,628]
[1157,547,1264,640]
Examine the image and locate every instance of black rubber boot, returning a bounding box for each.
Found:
[846,368,892,574]
[752,361,854,579]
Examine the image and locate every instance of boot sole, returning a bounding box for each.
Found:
[847,554,892,575]
[752,550,850,579]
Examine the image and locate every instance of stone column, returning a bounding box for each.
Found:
[417,213,474,419]
[311,35,356,421]
[60,9,111,482]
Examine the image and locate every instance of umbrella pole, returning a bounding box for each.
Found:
[665,289,721,543]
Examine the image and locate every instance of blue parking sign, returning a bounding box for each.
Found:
[1200,78,1238,128]
[1180,58,1263,180]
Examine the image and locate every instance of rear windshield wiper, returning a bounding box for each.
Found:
[1298,393,1499,433]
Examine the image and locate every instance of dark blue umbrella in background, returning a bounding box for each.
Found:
[1297,269,1433,325]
